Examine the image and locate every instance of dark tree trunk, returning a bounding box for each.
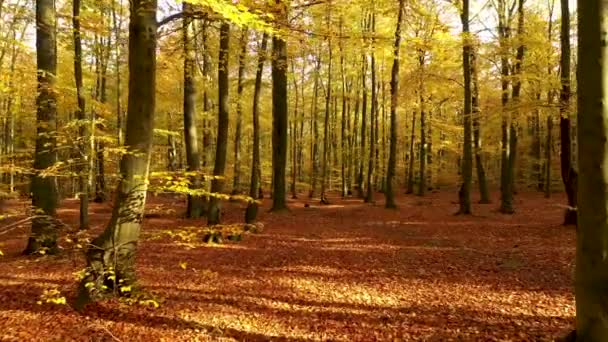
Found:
[245,34,268,224]
[471,49,490,204]
[182,2,204,218]
[320,11,332,204]
[406,110,416,194]
[73,0,89,229]
[459,0,473,214]
[574,0,608,338]
[207,22,230,225]
[385,0,404,209]
[25,0,59,254]
[309,55,321,198]
[233,28,248,195]
[270,3,289,212]
[560,0,577,225]
[364,13,376,203]
[76,0,157,307]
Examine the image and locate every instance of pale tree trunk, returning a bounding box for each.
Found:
[271,32,288,211]
[208,22,230,225]
[385,0,404,209]
[73,0,89,229]
[25,0,59,255]
[573,0,608,339]
[245,34,268,223]
[76,0,157,306]
[233,28,248,195]
[182,2,204,218]
[459,0,473,214]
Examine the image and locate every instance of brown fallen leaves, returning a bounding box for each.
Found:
[0,190,574,341]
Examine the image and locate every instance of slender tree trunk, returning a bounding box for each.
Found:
[207,22,230,225]
[459,0,473,214]
[364,13,376,203]
[73,0,89,229]
[498,0,514,214]
[406,110,417,194]
[290,60,299,199]
[471,48,490,204]
[574,0,608,339]
[357,51,368,198]
[320,12,332,204]
[309,55,321,198]
[385,0,404,209]
[418,93,427,196]
[339,19,348,197]
[560,0,577,225]
[25,0,59,254]
[76,0,157,306]
[271,3,289,211]
[245,34,268,223]
[232,28,248,195]
[182,2,203,218]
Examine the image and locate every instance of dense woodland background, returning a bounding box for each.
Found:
[4,0,608,340]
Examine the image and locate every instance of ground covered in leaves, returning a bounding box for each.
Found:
[0,190,575,341]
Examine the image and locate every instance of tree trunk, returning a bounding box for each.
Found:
[386,0,404,209]
[560,0,577,225]
[406,110,416,194]
[76,0,156,306]
[459,0,473,214]
[290,59,299,199]
[207,22,230,225]
[320,12,332,204]
[364,13,376,203]
[25,0,59,255]
[232,28,248,195]
[245,33,268,224]
[309,55,321,198]
[72,0,89,229]
[574,0,608,338]
[471,48,490,204]
[182,2,203,218]
[498,0,514,214]
[270,3,289,212]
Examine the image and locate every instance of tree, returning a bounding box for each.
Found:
[77,0,157,306]
[245,33,268,224]
[182,2,204,218]
[72,0,89,229]
[385,0,405,209]
[232,27,248,195]
[574,0,608,338]
[320,3,332,205]
[459,0,473,215]
[208,22,230,225]
[24,0,59,254]
[365,12,376,203]
[559,0,577,225]
[270,1,289,212]
[471,48,490,204]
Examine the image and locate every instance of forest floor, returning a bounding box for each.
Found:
[0,190,575,341]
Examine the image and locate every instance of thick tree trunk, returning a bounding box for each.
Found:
[76,0,156,307]
[232,28,248,195]
[270,3,289,212]
[245,34,268,224]
[560,0,577,225]
[26,0,59,254]
[574,0,608,338]
[459,0,473,214]
[385,0,404,209]
[182,3,203,218]
[72,0,89,229]
[207,22,230,225]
